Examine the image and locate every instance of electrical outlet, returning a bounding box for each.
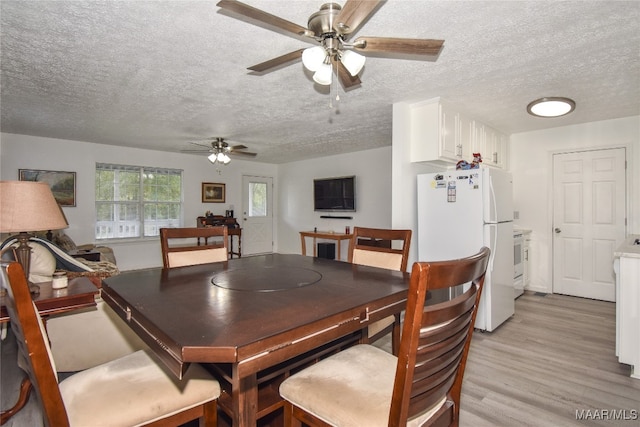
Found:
[514,211,520,220]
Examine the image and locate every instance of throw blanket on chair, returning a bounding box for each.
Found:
[1,236,93,272]
[0,236,119,287]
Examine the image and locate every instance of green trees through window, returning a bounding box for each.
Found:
[96,164,182,239]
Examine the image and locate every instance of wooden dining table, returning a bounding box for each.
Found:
[101,253,410,427]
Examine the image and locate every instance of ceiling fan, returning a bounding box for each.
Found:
[182,137,257,165]
[216,0,444,89]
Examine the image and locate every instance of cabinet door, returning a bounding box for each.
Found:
[458,112,475,160]
[476,124,505,167]
[439,105,459,161]
[493,132,507,168]
[474,122,488,163]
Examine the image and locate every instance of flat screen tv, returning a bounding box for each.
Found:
[313,176,356,212]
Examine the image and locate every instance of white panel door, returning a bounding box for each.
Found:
[552,148,626,301]
[242,175,273,255]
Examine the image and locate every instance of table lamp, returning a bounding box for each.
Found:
[0,180,69,294]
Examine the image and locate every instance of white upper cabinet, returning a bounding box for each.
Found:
[475,122,507,168]
[408,97,508,168]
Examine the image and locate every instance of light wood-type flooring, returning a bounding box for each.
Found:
[2,291,639,426]
[457,291,640,427]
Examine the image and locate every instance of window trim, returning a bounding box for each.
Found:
[95,163,183,241]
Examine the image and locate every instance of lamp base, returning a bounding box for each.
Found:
[12,232,40,296]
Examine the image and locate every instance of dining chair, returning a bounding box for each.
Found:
[160,226,228,268]
[280,247,491,427]
[0,261,221,426]
[347,226,411,355]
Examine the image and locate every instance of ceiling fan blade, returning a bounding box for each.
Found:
[229,150,257,157]
[230,144,248,150]
[186,141,214,149]
[181,149,212,153]
[353,37,444,56]
[332,57,361,89]
[334,0,384,39]
[248,49,305,72]
[217,0,310,38]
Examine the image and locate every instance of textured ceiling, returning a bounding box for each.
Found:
[1,1,639,164]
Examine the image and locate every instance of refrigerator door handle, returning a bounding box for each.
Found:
[489,174,498,223]
[488,223,497,273]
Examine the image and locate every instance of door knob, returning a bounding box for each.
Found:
[554,228,561,234]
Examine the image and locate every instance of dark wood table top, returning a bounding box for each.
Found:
[101,253,410,377]
[1,276,98,322]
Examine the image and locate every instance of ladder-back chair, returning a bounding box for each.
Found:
[0,261,220,426]
[160,226,228,268]
[280,247,490,427]
[348,226,411,355]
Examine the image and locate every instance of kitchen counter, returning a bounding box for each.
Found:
[614,234,640,379]
[513,226,531,234]
[614,235,640,259]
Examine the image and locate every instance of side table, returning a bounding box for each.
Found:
[0,276,99,323]
[299,231,353,261]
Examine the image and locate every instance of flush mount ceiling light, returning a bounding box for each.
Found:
[217,1,444,90]
[527,97,576,118]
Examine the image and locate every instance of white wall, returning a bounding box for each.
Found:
[0,133,277,270]
[510,116,639,294]
[1,133,394,268]
[277,147,393,261]
[391,101,639,292]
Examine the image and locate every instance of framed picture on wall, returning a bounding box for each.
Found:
[18,169,76,207]
[202,182,225,203]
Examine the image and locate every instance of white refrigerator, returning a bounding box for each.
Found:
[417,168,514,331]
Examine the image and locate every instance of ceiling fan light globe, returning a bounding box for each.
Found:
[302,46,327,72]
[223,154,231,164]
[340,50,365,76]
[208,153,218,164]
[216,152,226,162]
[313,63,332,85]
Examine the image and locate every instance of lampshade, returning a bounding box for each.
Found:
[313,63,333,85]
[0,181,68,233]
[340,50,366,77]
[302,46,327,72]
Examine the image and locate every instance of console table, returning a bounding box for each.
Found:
[0,276,98,323]
[197,216,242,258]
[299,231,353,260]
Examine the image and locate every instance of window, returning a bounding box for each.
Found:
[248,182,267,217]
[95,163,182,240]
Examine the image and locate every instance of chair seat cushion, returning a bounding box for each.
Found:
[59,349,220,426]
[279,344,446,427]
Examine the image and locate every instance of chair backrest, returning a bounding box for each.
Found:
[348,227,412,272]
[160,226,228,268]
[1,261,71,425]
[389,247,491,427]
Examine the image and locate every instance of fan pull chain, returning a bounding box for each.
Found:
[329,59,340,109]
[329,60,334,109]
